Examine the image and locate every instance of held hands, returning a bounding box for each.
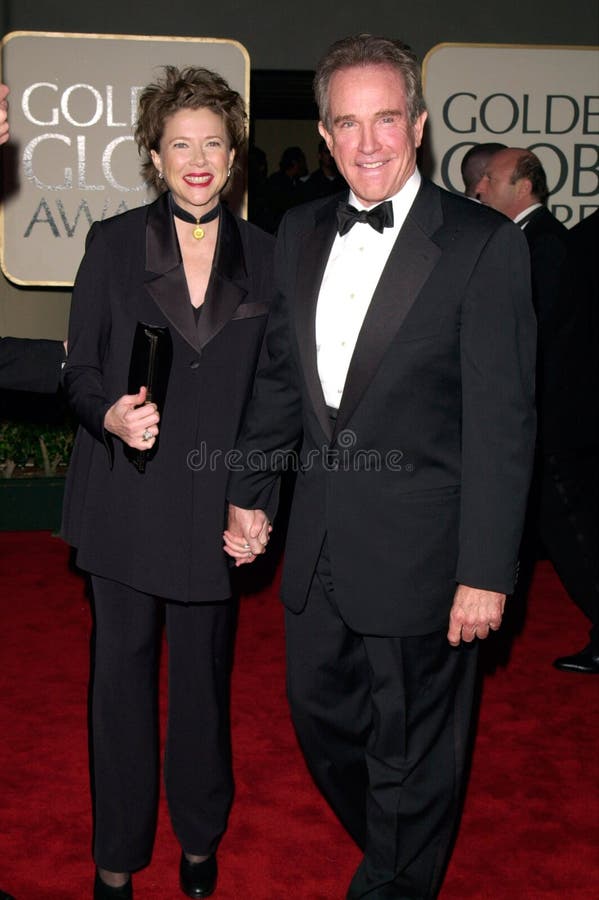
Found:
[103,386,160,451]
[224,504,272,566]
[447,584,506,646]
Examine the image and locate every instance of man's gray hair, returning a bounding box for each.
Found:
[314,34,426,131]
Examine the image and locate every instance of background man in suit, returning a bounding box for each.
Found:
[460,141,506,199]
[301,138,348,201]
[477,149,599,674]
[225,35,536,898]
[257,145,309,233]
[0,337,67,392]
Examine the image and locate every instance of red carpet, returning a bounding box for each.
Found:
[0,531,597,899]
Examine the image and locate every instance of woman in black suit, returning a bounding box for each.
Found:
[61,67,273,899]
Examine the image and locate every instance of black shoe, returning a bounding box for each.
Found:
[553,644,599,674]
[0,890,16,900]
[179,852,217,898]
[94,871,133,900]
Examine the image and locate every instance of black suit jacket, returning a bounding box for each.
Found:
[61,192,274,603]
[228,178,537,635]
[0,337,65,392]
[563,210,599,450]
[523,206,597,452]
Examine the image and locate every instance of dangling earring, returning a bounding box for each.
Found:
[158,171,163,180]
[227,167,231,179]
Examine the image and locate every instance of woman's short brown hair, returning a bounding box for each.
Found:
[134,66,247,192]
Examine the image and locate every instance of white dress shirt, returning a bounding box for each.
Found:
[315,169,421,409]
[515,202,542,228]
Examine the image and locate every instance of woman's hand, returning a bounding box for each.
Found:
[224,505,272,566]
[103,386,160,450]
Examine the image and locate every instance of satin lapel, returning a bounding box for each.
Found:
[334,180,443,439]
[196,205,248,349]
[144,193,200,353]
[294,198,340,441]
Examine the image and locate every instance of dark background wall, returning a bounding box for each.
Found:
[3,1,598,70]
[1,1,598,339]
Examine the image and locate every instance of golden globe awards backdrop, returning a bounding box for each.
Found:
[423,44,599,224]
[0,32,249,286]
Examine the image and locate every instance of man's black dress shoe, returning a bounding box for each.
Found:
[0,890,16,900]
[553,644,599,674]
[93,871,133,899]
[179,852,217,898]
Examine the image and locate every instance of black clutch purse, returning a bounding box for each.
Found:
[125,322,173,473]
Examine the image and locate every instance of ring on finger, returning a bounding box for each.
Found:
[142,428,152,442]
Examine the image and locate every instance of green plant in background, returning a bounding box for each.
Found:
[0,419,75,478]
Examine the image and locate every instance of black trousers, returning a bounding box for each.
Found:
[284,544,478,900]
[89,575,235,871]
[537,449,599,649]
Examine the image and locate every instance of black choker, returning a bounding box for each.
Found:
[169,194,220,240]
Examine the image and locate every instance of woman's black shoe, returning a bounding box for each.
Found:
[93,871,133,899]
[179,852,217,898]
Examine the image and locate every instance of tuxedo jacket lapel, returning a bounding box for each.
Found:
[294,198,340,441]
[144,195,248,353]
[334,180,443,438]
[197,205,248,348]
[144,192,199,352]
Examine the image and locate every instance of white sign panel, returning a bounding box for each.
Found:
[0,32,249,286]
[423,43,599,225]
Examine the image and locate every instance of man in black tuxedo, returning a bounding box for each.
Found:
[225,36,536,898]
[478,149,599,674]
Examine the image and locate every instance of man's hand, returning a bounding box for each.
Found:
[224,504,271,566]
[447,584,506,646]
[0,84,9,145]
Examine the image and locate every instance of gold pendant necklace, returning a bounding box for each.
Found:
[169,193,220,240]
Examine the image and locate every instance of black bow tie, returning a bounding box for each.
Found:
[336,200,394,236]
